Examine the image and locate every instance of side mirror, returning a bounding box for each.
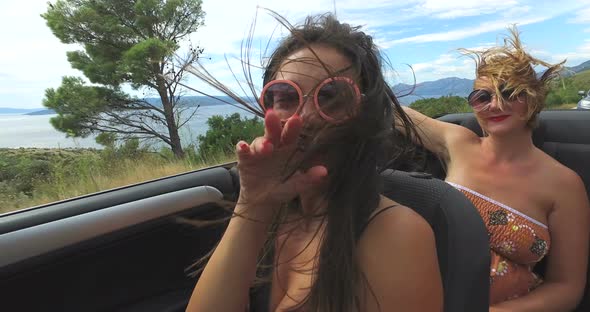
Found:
[579,90,586,96]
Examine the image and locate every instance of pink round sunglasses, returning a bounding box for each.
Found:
[260,76,362,123]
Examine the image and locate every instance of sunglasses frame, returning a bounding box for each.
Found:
[467,88,520,112]
[260,76,362,123]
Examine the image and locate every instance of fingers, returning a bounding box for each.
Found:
[236,140,251,157]
[264,109,282,146]
[305,165,328,183]
[281,114,302,146]
[236,137,273,162]
[290,165,328,193]
[265,110,303,147]
[238,110,303,162]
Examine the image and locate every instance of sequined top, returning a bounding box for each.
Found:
[447,182,551,304]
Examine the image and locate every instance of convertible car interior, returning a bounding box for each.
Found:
[0,110,588,311]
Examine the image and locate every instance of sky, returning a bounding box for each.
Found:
[1,0,590,109]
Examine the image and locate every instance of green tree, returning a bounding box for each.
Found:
[409,95,472,118]
[546,71,590,107]
[197,113,264,158]
[42,0,206,158]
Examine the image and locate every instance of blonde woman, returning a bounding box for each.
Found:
[402,27,589,311]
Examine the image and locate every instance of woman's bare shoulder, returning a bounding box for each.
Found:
[362,196,434,243]
[538,150,585,190]
[536,150,588,212]
[354,197,442,311]
[359,195,437,259]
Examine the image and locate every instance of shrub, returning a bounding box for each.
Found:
[409,95,472,117]
[197,113,264,160]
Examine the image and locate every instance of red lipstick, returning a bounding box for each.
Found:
[488,115,509,122]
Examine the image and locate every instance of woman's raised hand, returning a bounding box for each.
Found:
[235,110,327,219]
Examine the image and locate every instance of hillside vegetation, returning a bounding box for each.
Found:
[546,70,590,106]
[0,114,262,213]
[409,96,471,117]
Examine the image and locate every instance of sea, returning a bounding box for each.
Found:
[0,104,256,149]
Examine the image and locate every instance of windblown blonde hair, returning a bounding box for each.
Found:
[461,26,565,128]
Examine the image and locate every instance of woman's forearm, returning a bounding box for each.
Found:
[396,106,419,134]
[186,203,272,312]
[490,282,582,312]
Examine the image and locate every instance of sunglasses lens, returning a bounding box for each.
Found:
[262,82,300,119]
[468,90,492,110]
[316,79,358,121]
[501,89,515,101]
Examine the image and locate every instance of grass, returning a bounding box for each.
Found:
[0,147,236,214]
[0,113,263,215]
[571,70,590,91]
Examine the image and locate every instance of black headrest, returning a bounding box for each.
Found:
[380,170,490,312]
[438,113,546,148]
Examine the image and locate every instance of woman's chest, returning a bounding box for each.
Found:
[445,164,553,263]
[447,158,554,225]
[269,227,323,311]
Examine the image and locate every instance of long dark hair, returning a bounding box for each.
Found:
[184,10,419,312]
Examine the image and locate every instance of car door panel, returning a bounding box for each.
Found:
[0,166,234,312]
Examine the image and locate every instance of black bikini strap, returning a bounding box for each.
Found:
[360,204,400,234]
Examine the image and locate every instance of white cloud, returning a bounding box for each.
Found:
[381,16,547,47]
[191,1,553,56]
[502,6,532,18]
[191,1,343,57]
[0,1,82,107]
[522,42,590,68]
[391,41,504,83]
[553,40,590,65]
[376,1,584,48]
[417,55,475,80]
[569,7,590,23]
[390,53,476,84]
[416,0,519,19]
[333,1,528,30]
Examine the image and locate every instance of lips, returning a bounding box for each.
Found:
[488,115,510,122]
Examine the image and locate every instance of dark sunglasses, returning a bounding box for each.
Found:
[260,76,362,123]
[467,88,518,111]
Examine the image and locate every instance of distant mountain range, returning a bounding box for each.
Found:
[0,108,46,114]
[564,60,590,75]
[393,60,590,104]
[25,109,56,116]
[393,77,474,105]
[0,95,237,115]
[3,60,588,114]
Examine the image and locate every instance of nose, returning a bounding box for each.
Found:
[488,94,502,111]
[298,95,318,120]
